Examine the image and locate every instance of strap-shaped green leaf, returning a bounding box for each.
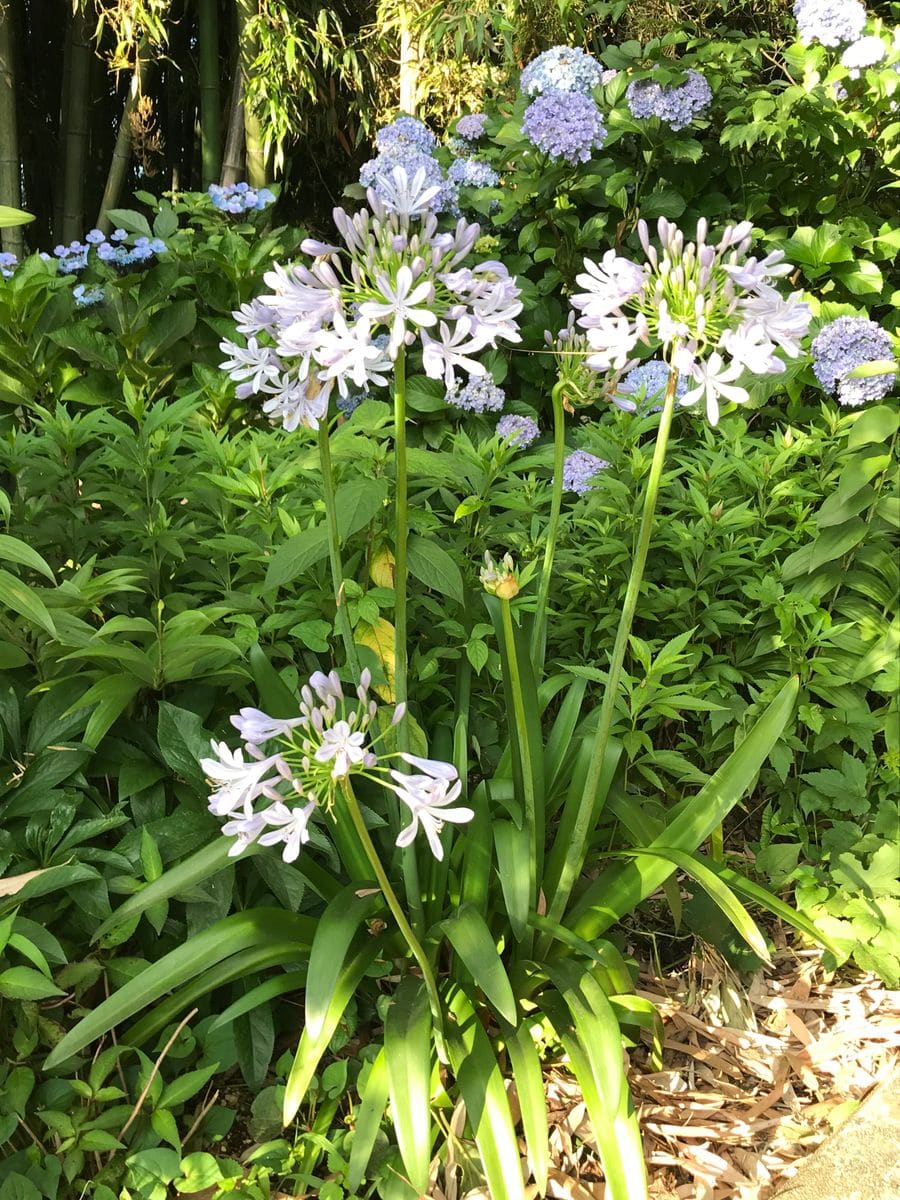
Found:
[46,909,315,1068]
[209,970,307,1033]
[347,1047,389,1194]
[544,961,623,1115]
[385,976,434,1195]
[493,820,530,942]
[619,847,772,964]
[444,984,525,1200]
[443,905,517,1024]
[526,911,634,996]
[571,676,799,938]
[500,1018,548,1194]
[283,937,383,1125]
[305,884,383,1041]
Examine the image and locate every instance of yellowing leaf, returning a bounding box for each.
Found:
[0,867,50,898]
[355,619,396,702]
[369,547,395,588]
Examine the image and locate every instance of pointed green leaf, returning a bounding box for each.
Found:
[0,535,55,581]
[442,905,517,1025]
[493,820,530,942]
[305,885,383,1041]
[347,1048,390,1193]
[501,1019,548,1194]
[0,569,56,636]
[385,977,433,1195]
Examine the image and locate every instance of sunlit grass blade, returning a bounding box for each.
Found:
[305,883,383,1041]
[571,676,799,938]
[385,976,434,1195]
[46,909,314,1068]
[445,983,526,1200]
[493,820,530,942]
[617,847,772,965]
[347,1046,390,1194]
[501,1017,549,1194]
[283,937,384,1125]
[442,905,517,1025]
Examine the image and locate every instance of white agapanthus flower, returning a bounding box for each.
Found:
[569,217,811,424]
[201,669,470,864]
[218,167,522,430]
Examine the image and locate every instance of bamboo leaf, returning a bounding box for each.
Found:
[442,905,517,1024]
[385,977,433,1195]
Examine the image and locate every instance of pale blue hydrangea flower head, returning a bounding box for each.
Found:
[0,251,16,279]
[376,116,438,156]
[811,317,897,407]
[523,92,606,164]
[54,241,90,273]
[614,358,689,413]
[446,376,506,413]
[456,113,488,140]
[792,0,866,47]
[448,158,499,188]
[520,46,603,96]
[73,283,105,308]
[840,36,887,70]
[626,69,712,131]
[497,413,540,447]
[562,449,609,494]
[361,119,458,214]
[209,182,275,213]
[336,391,366,417]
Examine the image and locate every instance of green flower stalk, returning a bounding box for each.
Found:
[318,420,360,677]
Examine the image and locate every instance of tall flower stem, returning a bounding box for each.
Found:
[318,421,359,678]
[340,778,445,1058]
[530,379,567,674]
[545,365,681,928]
[392,345,423,931]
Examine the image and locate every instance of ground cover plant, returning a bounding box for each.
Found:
[0,3,898,1198]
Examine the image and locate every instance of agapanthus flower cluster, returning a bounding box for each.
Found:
[840,36,887,71]
[201,668,472,863]
[0,252,16,279]
[448,157,500,189]
[360,117,457,215]
[208,181,276,214]
[219,166,522,432]
[497,413,540,447]
[563,449,609,494]
[613,358,689,413]
[523,91,607,164]
[570,217,812,425]
[73,283,105,308]
[811,317,897,407]
[793,0,866,47]
[520,46,603,96]
[626,69,712,131]
[446,374,505,413]
[456,113,488,141]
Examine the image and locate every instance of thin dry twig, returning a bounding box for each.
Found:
[117,1007,199,1141]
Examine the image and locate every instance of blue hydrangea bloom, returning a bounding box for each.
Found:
[0,251,16,279]
[85,229,106,245]
[375,116,437,156]
[54,240,90,272]
[614,359,689,413]
[811,317,897,407]
[497,413,540,447]
[793,0,866,47]
[520,46,603,96]
[111,228,129,242]
[626,70,712,131]
[446,376,506,413]
[841,36,887,70]
[562,449,610,494]
[208,182,276,213]
[522,92,606,164]
[96,235,166,268]
[337,392,366,418]
[73,283,105,308]
[448,157,499,188]
[456,113,488,140]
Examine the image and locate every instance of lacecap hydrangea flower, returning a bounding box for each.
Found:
[523,91,606,164]
[497,413,540,447]
[0,252,16,279]
[446,375,505,412]
[570,217,812,425]
[73,284,104,308]
[811,317,897,407]
[563,449,609,494]
[219,165,522,432]
[208,181,276,213]
[456,113,488,141]
[520,46,604,96]
[626,69,712,131]
[793,0,866,47]
[613,358,689,413]
[201,668,473,863]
